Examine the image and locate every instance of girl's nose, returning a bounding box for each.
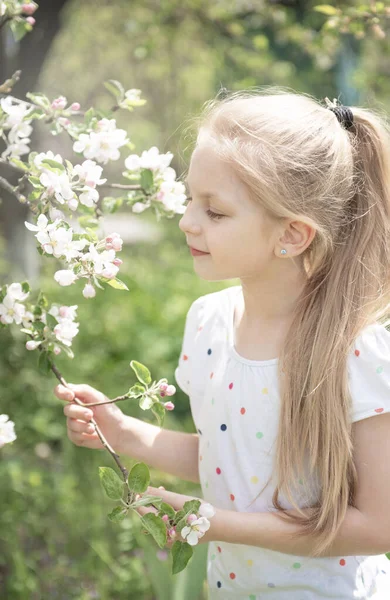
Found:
[179,212,201,235]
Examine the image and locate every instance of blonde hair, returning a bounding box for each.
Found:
[183,86,390,557]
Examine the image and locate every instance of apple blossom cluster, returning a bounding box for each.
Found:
[27,152,107,212]
[73,118,129,165]
[0,281,31,325]
[25,214,124,297]
[0,96,33,159]
[0,281,80,356]
[0,414,16,449]
[123,146,187,216]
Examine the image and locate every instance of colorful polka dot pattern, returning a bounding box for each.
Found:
[178,297,390,594]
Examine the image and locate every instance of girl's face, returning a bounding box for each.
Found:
[178,139,278,282]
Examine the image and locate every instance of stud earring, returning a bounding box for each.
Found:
[280,249,287,255]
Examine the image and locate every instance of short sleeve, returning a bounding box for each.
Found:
[348,322,390,423]
[174,296,206,396]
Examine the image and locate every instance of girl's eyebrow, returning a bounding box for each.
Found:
[184,178,226,203]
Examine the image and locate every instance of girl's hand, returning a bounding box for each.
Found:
[136,486,215,548]
[54,383,125,452]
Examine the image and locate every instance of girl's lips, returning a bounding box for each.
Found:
[189,247,209,256]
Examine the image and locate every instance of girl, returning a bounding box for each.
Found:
[55,88,390,599]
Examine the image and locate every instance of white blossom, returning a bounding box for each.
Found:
[34,151,63,169]
[6,282,29,302]
[73,159,107,187]
[79,187,99,208]
[25,213,60,235]
[39,170,75,204]
[180,516,210,546]
[54,269,77,286]
[73,119,128,164]
[124,146,173,173]
[0,294,26,325]
[0,415,16,448]
[54,320,79,346]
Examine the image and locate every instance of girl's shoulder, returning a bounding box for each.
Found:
[184,285,238,327]
[348,321,390,423]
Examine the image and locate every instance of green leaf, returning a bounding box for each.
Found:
[26,92,51,109]
[33,320,45,333]
[130,360,151,385]
[139,395,154,410]
[10,19,29,42]
[37,293,48,309]
[151,402,165,427]
[26,109,46,121]
[38,351,52,375]
[40,159,65,172]
[21,281,30,294]
[128,462,150,494]
[78,215,99,230]
[107,506,128,523]
[313,4,340,16]
[141,513,167,549]
[127,383,146,398]
[99,467,124,500]
[28,176,42,188]
[159,502,176,520]
[105,278,129,291]
[103,79,125,102]
[171,541,193,575]
[9,158,29,172]
[131,495,163,509]
[140,168,154,191]
[182,500,201,515]
[45,314,58,329]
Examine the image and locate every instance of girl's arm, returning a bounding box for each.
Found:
[118,415,200,484]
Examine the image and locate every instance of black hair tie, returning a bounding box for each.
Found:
[324,97,354,130]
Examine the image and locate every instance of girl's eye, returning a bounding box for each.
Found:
[206,209,225,220]
[185,197,225,220]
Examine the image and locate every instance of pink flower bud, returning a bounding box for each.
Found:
[187,513,197,524]
[113,258,122,267]
[167,527,176,539]
[105,235,114,244]
[166,385,176,397]
[82,283,96,299]
[26,16,35,25]
[58,117,70,127]
[162,514,169,522]
[71,102,80,111]
[112,237,123,252]
[22,3,37,15]
[53,346,62,355]
[51,96,67,110]
[26,340,40,351]
[159,383,168,393]
[135,494,141,501]
[164,401,175,411]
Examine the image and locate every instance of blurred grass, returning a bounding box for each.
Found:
[0,214,236,599]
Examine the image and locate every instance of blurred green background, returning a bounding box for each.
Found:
[1,1,390,598]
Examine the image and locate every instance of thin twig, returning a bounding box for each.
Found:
[100,183,145,191]
[0,175,29,204]
[49,359,129,481]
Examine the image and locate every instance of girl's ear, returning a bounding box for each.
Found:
[279,219,316,257]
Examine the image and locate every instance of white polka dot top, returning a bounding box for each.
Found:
[175,285,390,599]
